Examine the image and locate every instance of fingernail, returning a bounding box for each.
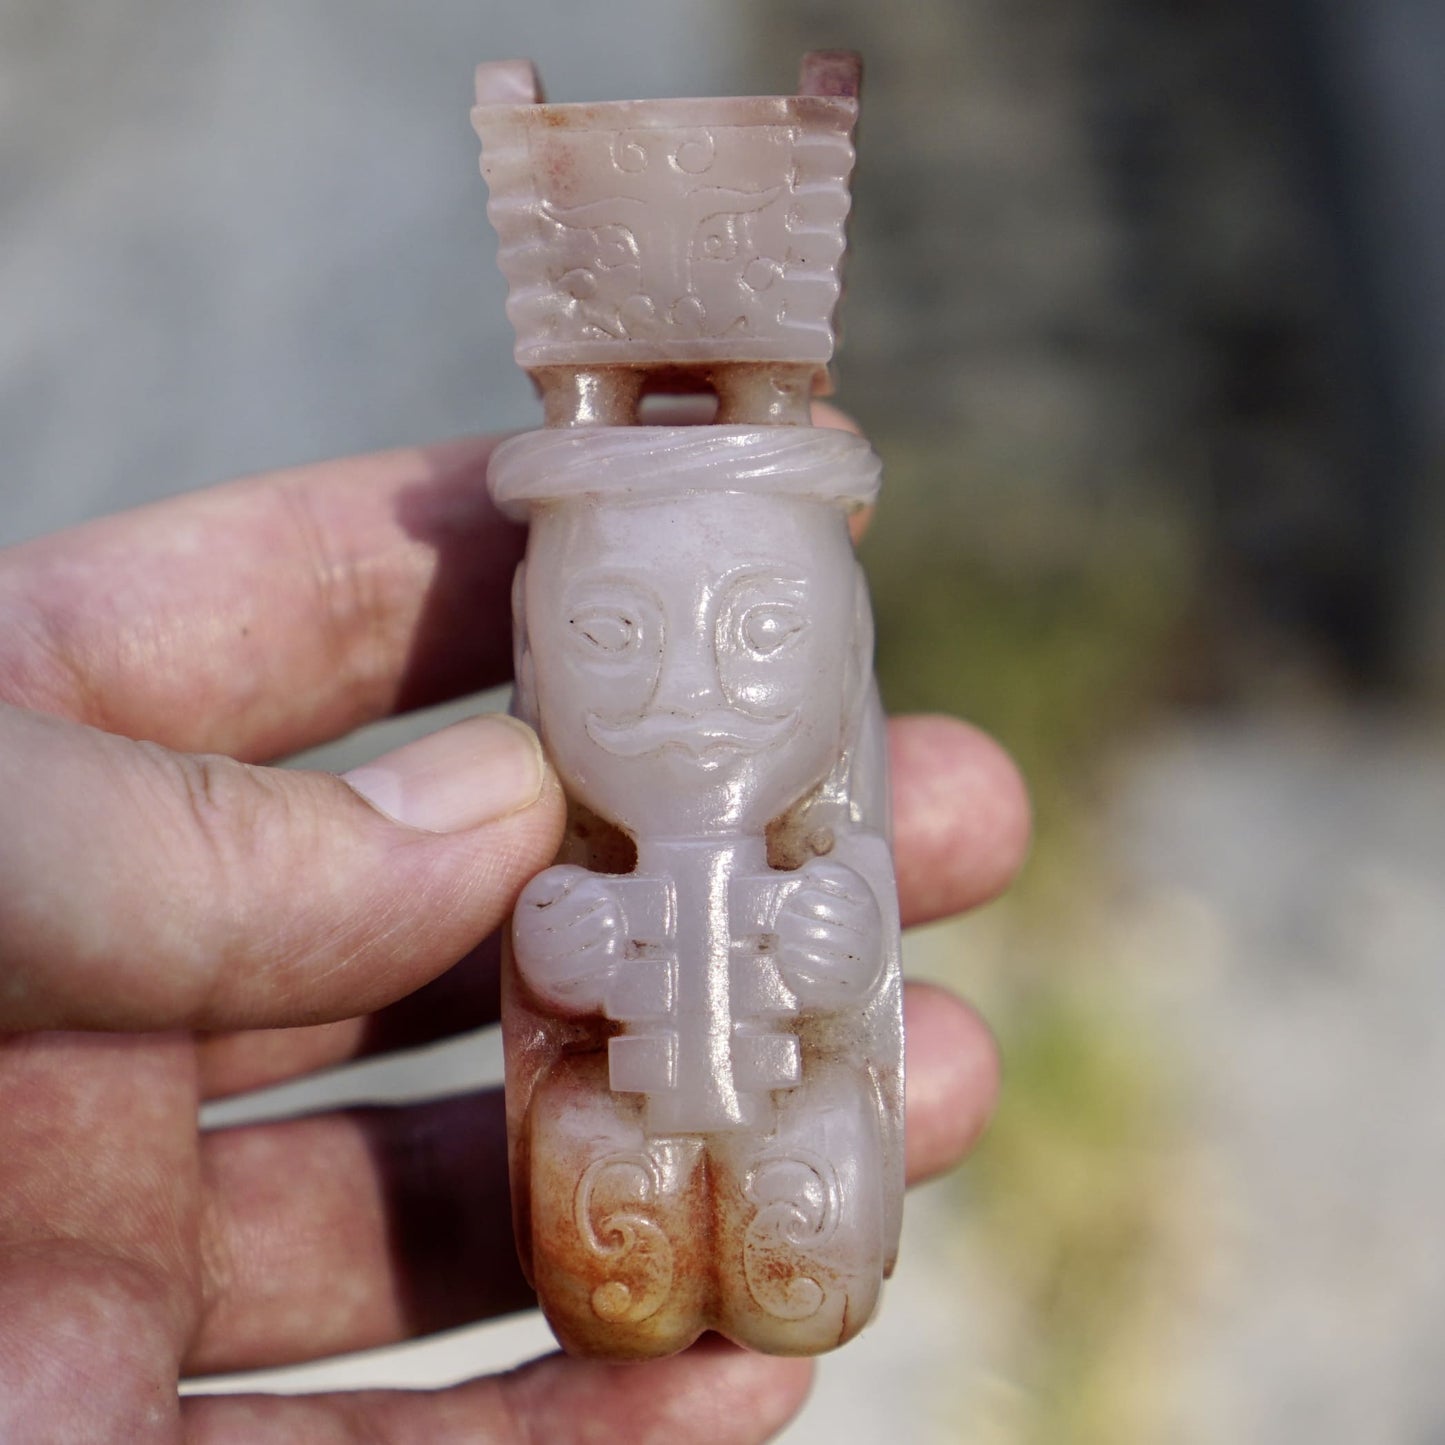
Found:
[344,714,546,833]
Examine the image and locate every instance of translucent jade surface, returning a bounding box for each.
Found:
[472,52,903,1358]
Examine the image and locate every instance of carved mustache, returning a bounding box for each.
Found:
[584,709,796,758]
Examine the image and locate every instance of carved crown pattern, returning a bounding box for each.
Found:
[472,57,859,371]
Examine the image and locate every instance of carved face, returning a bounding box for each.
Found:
[520,491,864,837]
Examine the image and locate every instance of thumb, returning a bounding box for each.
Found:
[0,704,563,1032]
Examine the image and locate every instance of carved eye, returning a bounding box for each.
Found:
[694,212,742,263]
[571,608,638,655]
[740,603,805,656]
[591,224,637,270]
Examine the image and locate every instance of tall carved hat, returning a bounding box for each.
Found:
[471,53,861,389]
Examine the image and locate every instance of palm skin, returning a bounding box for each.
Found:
[0,435,1028,1444]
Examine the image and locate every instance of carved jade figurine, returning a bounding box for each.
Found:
[472,52,902,1358]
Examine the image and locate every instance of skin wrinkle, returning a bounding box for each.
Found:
[196,933,502,1100]
[0,1033,205,1321]
[0,441,516,762]
[290,810,558,1008]
[194,1167,237,1354]
[223,779,455,1017]
[0,581,112,731]
[232,802,552,1029]
[193,1115,420,1372]
[0,1247,192,1441]
[275,474,399,728]
[234,840,420,1019]
[291,442,522,747]
[195,1123,396,1371]
[89,746,266,1024]
[1,525,204,738]
[0,725,230,1026]
[157,751,274,1018]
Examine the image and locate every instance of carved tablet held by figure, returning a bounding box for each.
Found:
[472,51,903,1358]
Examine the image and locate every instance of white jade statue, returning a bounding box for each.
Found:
[473,52,903,1358]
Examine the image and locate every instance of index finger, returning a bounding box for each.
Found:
[0,437,520,762]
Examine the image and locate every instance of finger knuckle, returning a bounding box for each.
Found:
[278,478,396,714]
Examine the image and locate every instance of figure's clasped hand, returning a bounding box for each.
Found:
[513,864,626,1012]
[774,857,884,1009]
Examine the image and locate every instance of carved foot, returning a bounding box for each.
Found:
[526,1054,708,1357]
[712,1064,886,1353]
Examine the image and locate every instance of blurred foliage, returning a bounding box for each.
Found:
[865,435,1196,886]
[863,435,1201,1443]
[962,982,1194,1444]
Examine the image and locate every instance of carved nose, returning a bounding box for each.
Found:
[652,643,723,714]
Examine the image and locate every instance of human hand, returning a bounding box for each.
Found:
[0,435,1029,1443]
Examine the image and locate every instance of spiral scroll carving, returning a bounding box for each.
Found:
[574,1150,675,1323]
[742,1149,841,1321]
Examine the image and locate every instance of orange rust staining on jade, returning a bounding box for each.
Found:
[473,49,903,1359]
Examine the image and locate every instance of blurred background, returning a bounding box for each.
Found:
[4,1,1444,1440]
